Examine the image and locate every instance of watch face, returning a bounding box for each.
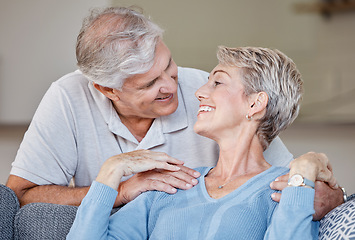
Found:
[290,174,303,186]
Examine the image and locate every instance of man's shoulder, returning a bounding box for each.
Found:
[47,70,94,100]
[178,67,209,86]
[54,70,89,88]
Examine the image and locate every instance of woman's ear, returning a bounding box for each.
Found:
[248,92,268,119]
[93,83,120,101]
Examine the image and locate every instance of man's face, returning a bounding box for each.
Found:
[113,41,179,119]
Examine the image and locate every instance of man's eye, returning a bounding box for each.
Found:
[146,79,157,88]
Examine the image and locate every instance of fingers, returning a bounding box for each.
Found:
[115,166,201,206]
[310,153,338,189]
[148,151,185,166]
[177,165,201,178]
[153,161,181,172]
[115,173,181,206]
[98,150,187,190]
[113,150,186,176]
[318,170,338,189]
[328,178,339,189]
[101,149,203,206]
[270,173,289,191]
[161,166,200,188]
[270,173,289,203]
[271,192,281,203]
[137,166,200,191]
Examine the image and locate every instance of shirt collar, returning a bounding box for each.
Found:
[89,82,188,144]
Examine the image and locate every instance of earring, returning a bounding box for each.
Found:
[246,114,252,121]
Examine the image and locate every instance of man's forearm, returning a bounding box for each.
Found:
[6,175,89,207]
[19,185,90,207]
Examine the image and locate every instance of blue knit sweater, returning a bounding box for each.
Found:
[67,166,319,239]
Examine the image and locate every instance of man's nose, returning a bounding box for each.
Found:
[160,73,177,93]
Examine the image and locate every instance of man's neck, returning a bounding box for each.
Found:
[119,115,154,142]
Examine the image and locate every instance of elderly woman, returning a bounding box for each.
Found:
[67,46,337,239]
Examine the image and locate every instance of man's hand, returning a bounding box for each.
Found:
[270,174,344,221]
[95,149,201,207]
[114,165,200,207]
[312,181,344,220]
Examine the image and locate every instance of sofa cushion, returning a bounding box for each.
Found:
[0,184,20,240]
[14,203,78,240]
[319,198,355,239]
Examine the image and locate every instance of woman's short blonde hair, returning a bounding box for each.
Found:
[217,46,303,150]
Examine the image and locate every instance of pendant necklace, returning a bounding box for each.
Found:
[210,168,250,189]
[218,174,245,189]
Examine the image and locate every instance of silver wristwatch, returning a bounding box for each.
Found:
[288,174,315,189]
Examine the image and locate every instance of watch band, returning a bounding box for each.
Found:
[302,177,315,189]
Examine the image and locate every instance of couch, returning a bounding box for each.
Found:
[1,183,354,239]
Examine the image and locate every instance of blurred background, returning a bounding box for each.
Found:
[0,0,354,193]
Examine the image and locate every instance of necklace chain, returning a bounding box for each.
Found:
[218,178,238,189]
[210,168,250,189]
[217,175,244,189]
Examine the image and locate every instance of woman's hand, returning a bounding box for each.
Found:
[114,164,200,207]
[289,152,338,189]
[271,152,342,220]
[96,149,184,191]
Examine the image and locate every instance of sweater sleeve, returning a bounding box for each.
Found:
[264,187,319,240]
[67,181,152,240]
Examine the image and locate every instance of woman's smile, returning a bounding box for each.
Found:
[197,105,215,116]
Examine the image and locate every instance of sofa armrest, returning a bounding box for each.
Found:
[0,184,20,240]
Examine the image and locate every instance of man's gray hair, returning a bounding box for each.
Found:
[76,7,164,89]
[217,46,303,150]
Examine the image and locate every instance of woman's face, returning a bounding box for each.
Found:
[194,64,251,140]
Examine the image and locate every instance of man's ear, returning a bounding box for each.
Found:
[248,92,268,119]
[93,83,120,101]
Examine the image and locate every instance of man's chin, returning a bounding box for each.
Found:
[158,99,179,116]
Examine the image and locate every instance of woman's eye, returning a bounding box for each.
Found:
[213,81,222,87]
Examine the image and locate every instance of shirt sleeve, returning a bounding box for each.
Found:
[67,181,153,240]
[264,187,319,240]
[10,81,78,185]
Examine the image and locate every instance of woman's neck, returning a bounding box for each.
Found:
[205,126,271,199]
[214,134,269,179]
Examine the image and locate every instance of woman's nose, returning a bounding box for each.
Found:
[195,84,209,101]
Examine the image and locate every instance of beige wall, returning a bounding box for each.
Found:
[0,0,111,123]
[1,0,355,123]
[113,0,355,123]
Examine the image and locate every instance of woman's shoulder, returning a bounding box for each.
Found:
[250,166,289,200]
[194,166,211,175]
[270,166,289,176]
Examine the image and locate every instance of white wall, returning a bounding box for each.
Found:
[0,0,111,123]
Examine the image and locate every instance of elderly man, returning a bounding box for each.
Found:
[6,7,343,219]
